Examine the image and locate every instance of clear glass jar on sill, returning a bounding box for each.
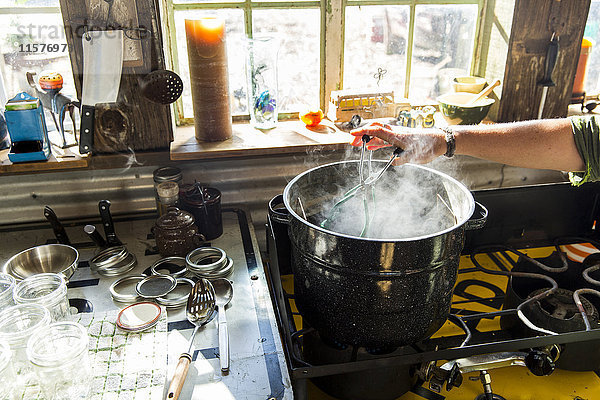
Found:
[0,304,51,391]
[27,321,92,400]
[0,273,15,312]
[13,272,70,321]
[0,340,17,400]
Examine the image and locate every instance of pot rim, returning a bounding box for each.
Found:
[283,161,475,242]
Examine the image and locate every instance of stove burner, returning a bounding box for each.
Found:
[474,395,506,400]
[525,288,598,330]
[365,345,397,356]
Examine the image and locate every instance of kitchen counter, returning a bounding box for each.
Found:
[0,209,292,399]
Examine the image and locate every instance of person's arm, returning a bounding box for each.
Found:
[350,119,585,172]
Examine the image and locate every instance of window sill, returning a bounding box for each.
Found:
[170,120,354,161]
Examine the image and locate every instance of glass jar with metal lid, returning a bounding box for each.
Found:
[153,166,183,214]
[27,321,91,400]
[0,304,51,390]
[13,273,70,321]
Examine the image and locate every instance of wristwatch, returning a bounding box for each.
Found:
[442,127,455,158]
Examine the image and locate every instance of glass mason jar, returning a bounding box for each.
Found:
[246,36,280,129]
[0,273,15,312]
[27,321,91,400]
[0,340,17,400]
[0,304,51,391]
[13,273,70,321]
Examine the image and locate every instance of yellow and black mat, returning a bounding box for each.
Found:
[282,246,600,400]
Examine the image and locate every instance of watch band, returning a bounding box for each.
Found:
[442,127,456,158]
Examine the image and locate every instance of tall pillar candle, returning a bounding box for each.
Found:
[185,18,232,142]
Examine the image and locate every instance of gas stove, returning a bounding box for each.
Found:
[265,182,600,400]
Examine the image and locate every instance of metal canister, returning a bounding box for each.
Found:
[153,167,183,214]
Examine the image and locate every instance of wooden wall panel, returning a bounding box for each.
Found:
[498,0,590,122]
[59,0,173,153]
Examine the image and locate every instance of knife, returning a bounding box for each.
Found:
[537,32,559,119]
[98,200,122,246]
[43,205,71,245]
[80,30,124,154]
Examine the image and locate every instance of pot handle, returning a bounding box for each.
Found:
[193,232,206,246]
[465,201,488,231]
[268,194,291,225]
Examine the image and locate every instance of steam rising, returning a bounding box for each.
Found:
[294,160,465,240]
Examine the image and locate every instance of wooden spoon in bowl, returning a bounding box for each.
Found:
[467,80,501,105]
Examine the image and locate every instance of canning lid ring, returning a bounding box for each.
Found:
[109,275,145,303]
[189,257,234,279]
[135,274,177,299]
[186,247,227,272]
[90,246,128,269]
[150,257,187,278]
[156,278,195,308]
[95,252,137,277]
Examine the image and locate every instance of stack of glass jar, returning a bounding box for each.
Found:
[0,272,92,399]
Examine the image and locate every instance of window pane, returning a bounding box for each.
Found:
[253,9,320,112]
[3,0,59,6]
[344,6,409,97]
[0,13,76,100]
[174,9,246,118]
[584,0,600,94]
[410,4,478,103]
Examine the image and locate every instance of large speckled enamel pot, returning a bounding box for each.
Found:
[283,161,486,348]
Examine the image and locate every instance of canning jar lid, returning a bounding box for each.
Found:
[0,304,51,346]
[26,321,89,367]
[153,166,182,183]
[13,273,67,305]
[155,207,195,230]
[135,274,177,299]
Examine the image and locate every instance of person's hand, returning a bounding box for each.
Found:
[350,122,447,165]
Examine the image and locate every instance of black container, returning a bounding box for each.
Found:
[283,161,486,348]
[267,195,293,275]
[180,184,223,241]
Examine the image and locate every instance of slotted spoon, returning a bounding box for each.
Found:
[166,278,216,399]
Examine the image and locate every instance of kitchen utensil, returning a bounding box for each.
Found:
[116,302,162,332]
[283,161,487,347]
[99,200,122,246]
[1,244,79,281]
[139,69,184,105]
[166,278,215,400]
[153,207,204,257]
[26,321,92,400]
[212,278,233,373]
[84,224,107,248]
[180,184,223,241]
[453,76,487,94]
[79,30,124,154]
[43,206,71,245]
[437,92,495,125]
[13,273,70,321]
[135,274,177,299]
[537,32,559,119]
[467,79,501,105]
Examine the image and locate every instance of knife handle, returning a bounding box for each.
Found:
[99,200,122,246]
[538,34,559,87]
[44,206,71,245]
[79,104,95,154]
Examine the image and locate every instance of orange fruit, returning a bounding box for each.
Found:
[300,108,324,127]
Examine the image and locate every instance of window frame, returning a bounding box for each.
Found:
[164,0,490,125]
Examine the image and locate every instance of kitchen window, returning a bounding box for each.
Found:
[166,0,487,125]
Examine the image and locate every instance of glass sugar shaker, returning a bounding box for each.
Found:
[157,181,180,216]
[27,321,92,400]
[0,304,51,391]
[153,166,183,214]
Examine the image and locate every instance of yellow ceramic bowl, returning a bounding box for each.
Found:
[452,76,487,94]
[437,92,495,125]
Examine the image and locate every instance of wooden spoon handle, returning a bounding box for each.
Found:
[469,80,501,105]
[166,353,192,399]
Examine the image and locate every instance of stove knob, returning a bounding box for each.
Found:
[445,364,463,391]
[525,350,555,376]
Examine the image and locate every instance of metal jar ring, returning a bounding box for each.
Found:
[186,247,227,273]
[156,278,195,308]
[151,257,187,278]
[90,246,128,269]
[109,275,145,303]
